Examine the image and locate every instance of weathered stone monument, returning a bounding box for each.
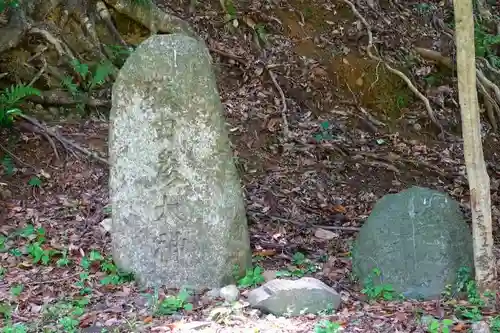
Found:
[109,33,252,289]
[352,186,474,300]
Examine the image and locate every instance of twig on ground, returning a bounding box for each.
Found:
[28,59,47,87]
[414,47,453,68]
[315,225,360,231]
[345,82,386,131]
[266,67,290,138]
[26,272,81,286]
[477,80,500,130]
[29,27,76,61]
[477,69,500,105]
[17,121,61,161]
[26,89,110,108]
[342,0,445,135]
[0,143,36,170]
[209,47,249,67]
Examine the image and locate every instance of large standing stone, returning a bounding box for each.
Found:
[351,186,474,300]
[109,33,252,289]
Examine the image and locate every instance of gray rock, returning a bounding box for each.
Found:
[219,284,240,302]
[109,33,252,289]
[247,277,341,316]
[262,270,278,282]
[205,288,221,299]
[352,186,474,300]
[471,321,490,333]
[314,228,338,240]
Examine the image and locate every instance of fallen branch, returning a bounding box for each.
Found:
[17,121,60,161]
[266,67,290,138]
[314,225,360,232]
[26,272,81,286]
[0,143,36,170]
[25,89,110,107]
[18,114,109,165]
[414,47,453,68]
[209,46,249,67]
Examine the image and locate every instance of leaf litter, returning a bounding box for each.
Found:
[1,0,500,332]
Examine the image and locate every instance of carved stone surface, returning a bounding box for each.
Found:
[351,186,474,300]
[109,33,251,289]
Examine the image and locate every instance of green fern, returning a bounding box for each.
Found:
[0,84,41,125]
[474,23,500,61]
[0,0,20,12]
[0,84,40,107]
[70,59,90,81]
[89,61,114,90]
[61,76,80,96]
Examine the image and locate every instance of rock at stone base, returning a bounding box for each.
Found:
[109,33,252,290]
[247,277,341,316]
[219,284,240,302]
[471,321,491,333]
[351,186,474,300]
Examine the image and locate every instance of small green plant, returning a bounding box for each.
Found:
[0,84,41,127]
[253,23,269,47]
[0,0,20,13]
[490,316,500,333]
[237,266,265,288]
[28,176,42,188]
[80,250,133,286]
[361,268,399,301]
[56,249,71,267]
[220,0,238,26]
[314,320,341,333]
[61,59,114,112]
[302,7,313,20]
[413,3,437,15]
[146,288,193,316]
[75,272,92,295]
[447,266,487,322]
[277,252,318,278]
[313,121,335,142]
[18,226,63,266]
[474,23,500,67]
[1,155,14,176]
[1,323,27,333]
[396,94,409,110]
[105,44,134,67]
[0,301,12,320]
[43,297,89,332]
[10,284,23,297]
[0,266,6,279]
[99,259,134,285]
[427,318,453,333]
[455,304,483,322]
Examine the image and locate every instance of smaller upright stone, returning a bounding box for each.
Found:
[352,186,474,300]
[247,277,341,316]
[109,33,251,289]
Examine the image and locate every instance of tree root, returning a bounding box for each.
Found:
[103,0,197,38]
[0,0,198,165]
[266,66,290,138]
[26,89,110,107]
[18,114,109,165]
[414,47,500,130]
[342,0,446,136]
